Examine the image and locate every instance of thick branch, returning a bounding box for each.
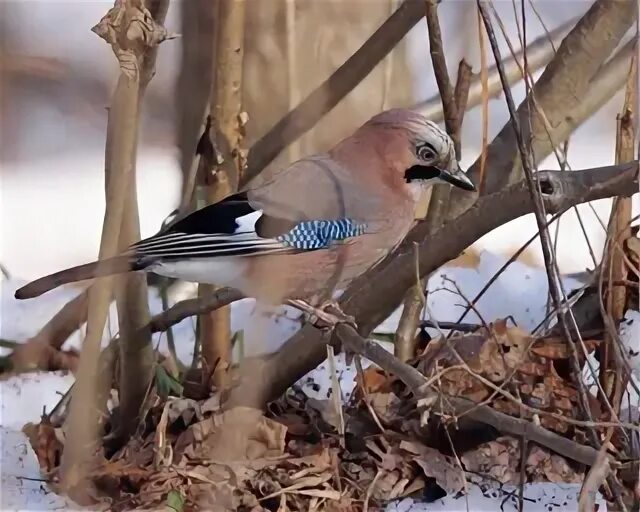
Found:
[113,0,169,440]
[200,0,246,388]
[239,0,424,187]
[10,291,88,371]
[345,162,639,333]
[60,1,170,496]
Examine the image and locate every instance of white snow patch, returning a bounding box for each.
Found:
[387,482,605,512]
[0,373,81,511]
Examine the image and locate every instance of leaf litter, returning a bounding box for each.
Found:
[20,310,640,510]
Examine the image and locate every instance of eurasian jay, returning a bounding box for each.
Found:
[15,109,475,307]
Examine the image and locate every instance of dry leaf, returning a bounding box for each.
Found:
[526,446,582,483]
[22,420,64,473]
[461,437,582,485]
[399,440,464,494]
[201,395,221,415]
[167,398,202,425]
[532,338,600,359]
[368,392,402,424]
[307,398,342,432]
[271,412,310,436]
[355,367,391,394]
[461,437,519,484]
[202,407,287,461]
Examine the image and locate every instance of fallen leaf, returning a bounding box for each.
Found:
[167,398,202,425]
[461,437,519,484]
[307,398,342,432]
[23,419,63,473]
[271,412,310,436]
[532,338,600,359]
[200,395,221,415]
[202,407,287,461]
[355,367,391,394]
[399,440,464,494]
[368,392,402,424]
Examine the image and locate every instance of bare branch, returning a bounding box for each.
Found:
[59,1,171,497]
[200,0,246,388]
[148,288,244,335]
[425,0,458,141]
[599,50,637,408]
[578,446,612,511]
[113,0,170,441]
[176,0,216,211]
[395,5,473,362]
[10,291,87,371]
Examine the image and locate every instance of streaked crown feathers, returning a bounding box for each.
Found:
[366,108,455,162]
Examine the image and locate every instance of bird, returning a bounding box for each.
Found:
[14,108,476,310]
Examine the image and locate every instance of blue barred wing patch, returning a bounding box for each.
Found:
[276,218,366,250]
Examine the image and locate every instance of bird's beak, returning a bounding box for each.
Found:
[438,164,476,191]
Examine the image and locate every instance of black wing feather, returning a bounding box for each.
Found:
[165,191,254,235]
[128,192,299,260]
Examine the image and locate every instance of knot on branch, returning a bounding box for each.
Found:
[536,172,573,214]
[91,0,173,80]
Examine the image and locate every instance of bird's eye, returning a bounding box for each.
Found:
[417,143,436,161]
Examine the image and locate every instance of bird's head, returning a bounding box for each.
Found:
[367,108,476,194]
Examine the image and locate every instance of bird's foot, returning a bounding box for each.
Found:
[288,299,357,330]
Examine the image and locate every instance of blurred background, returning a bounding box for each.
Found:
[0,1,637,342]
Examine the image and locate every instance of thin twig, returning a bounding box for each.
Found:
[326,345,345,449]
[425,0,458,145]
[452,210,565,328]
[578,437,613,512]
[395,2,472,362]
[354,354,386,434]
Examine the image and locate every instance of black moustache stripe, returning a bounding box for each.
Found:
[404,165,440,183]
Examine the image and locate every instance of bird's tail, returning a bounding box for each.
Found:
[14,255,140,299]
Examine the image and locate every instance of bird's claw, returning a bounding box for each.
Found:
[289,299,357,330]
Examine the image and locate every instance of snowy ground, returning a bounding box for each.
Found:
[2,254,627,510]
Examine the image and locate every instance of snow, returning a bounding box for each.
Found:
[388,483,605,512]
[1,427,77,511]
[0,373,78,511]
[0,268,616,510]
[0,354,612,512]
[620,310,640,379]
